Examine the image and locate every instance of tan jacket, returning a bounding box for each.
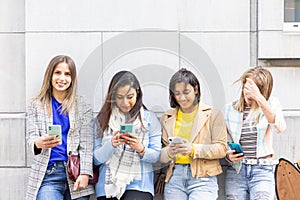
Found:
[159,102,227,182]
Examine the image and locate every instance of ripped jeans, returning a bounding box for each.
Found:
[225,164,275,200]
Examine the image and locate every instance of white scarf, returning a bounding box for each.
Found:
[103,107,148,199]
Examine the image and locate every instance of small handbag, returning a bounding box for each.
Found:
[67,152,99,184]
[67,153,80,182]
[154,168,166,195]
[153,162,168,196]
[67,106,99,185]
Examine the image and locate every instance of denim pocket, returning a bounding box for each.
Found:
[46,165,56,176]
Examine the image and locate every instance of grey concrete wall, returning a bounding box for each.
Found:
[0,0,299,199]
[0,0,27,198]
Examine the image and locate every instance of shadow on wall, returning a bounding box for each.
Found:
[78,30,225,112]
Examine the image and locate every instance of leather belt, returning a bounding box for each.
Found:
[242,158,277,165]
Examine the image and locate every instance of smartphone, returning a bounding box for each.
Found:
[228,142,244,156]
[168,137,184,144]
[119,124,133,133]
[47,125,62,145]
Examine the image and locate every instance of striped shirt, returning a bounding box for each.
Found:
[224,96,287,173]
[239,107,257,158]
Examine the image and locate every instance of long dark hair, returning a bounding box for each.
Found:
[169,68,201,108]
[96,71,146,137]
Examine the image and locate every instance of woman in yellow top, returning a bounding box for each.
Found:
[159,68,227,200]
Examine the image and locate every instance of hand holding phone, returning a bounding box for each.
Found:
[168,137,192,157]
[228,142,244,156]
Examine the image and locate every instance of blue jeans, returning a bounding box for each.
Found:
[164,164,218,200]
[37,162,89,200]
[225,164,275,200]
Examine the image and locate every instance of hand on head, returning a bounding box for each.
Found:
[243,78,262,102]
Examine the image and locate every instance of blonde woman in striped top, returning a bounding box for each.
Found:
[224,66,286,200]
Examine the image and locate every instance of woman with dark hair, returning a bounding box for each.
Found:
[224,66,286,200]
[93,71,162,200]
[159,68,227,200]
[26,55,94,200]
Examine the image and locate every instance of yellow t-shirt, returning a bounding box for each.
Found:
[174,105,198,164]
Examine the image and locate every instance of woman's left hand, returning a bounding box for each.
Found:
[73,174,89,191]
[121,133,144,153]
[175,140,192,156]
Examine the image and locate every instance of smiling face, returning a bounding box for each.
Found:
[115,84,137,114]
[173,82,198,113]
[51,62,72,97]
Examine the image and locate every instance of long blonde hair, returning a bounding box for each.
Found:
[233,66,273,122]
[35,55,77,116]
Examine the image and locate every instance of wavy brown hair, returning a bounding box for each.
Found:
[35,55,77,116]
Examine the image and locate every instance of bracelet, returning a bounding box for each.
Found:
[225,153,233,164]
[167,148,175,159]
[137,145,146,154]
[189,144,194,157]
